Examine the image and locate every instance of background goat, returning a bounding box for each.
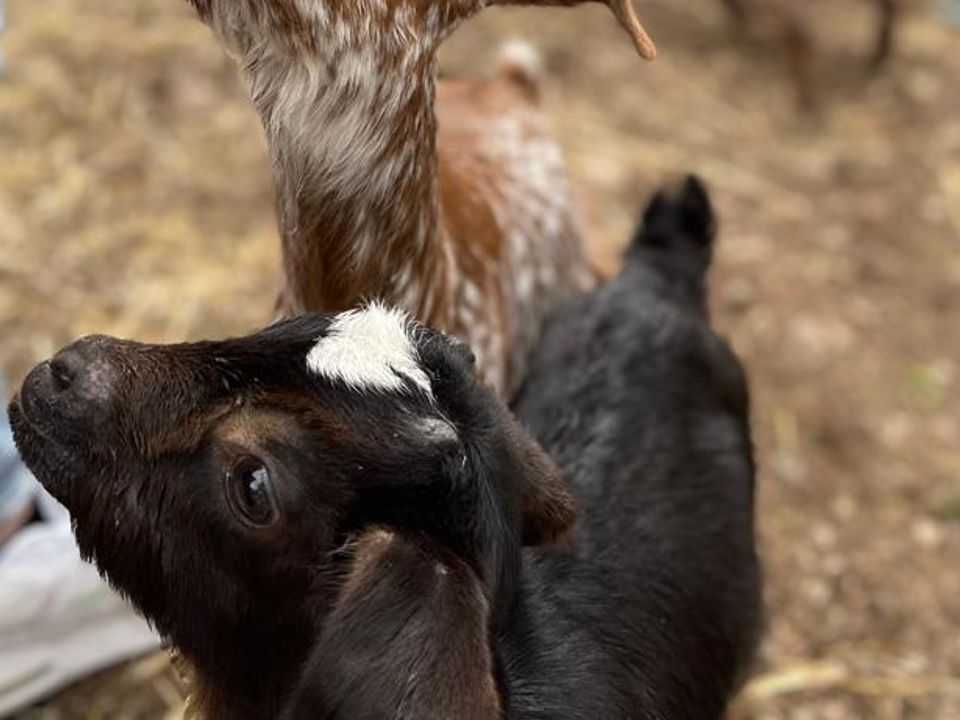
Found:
[719,0,902,108]
[10,177,760,718]
[183,0,655,395]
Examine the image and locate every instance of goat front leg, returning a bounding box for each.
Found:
[871,0,898,70]
[718,0,750,24]
[766,0,818,110]
[280,529,502,720]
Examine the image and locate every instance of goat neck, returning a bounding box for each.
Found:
[187,1,597,394]
[201,3,457,318]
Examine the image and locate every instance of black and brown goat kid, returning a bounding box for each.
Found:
[10,177,761,719]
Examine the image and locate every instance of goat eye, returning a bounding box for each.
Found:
[225,457,278,528]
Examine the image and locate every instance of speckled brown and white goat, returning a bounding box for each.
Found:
[184,0,656,395]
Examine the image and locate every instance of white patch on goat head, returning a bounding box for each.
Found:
[307,303,432,398]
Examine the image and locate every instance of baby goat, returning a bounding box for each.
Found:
[10,178,760,719]
[184,0,655,395]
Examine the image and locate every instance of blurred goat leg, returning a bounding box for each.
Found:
[871,0,899,71]
[718,0,751,24]
[767,0,819,110]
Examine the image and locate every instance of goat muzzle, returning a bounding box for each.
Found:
[18,335,121,442]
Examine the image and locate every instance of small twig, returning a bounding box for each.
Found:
[740,660,960,707]
[742,660,850,701]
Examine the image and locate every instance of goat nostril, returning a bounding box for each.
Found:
[50,358,75,393]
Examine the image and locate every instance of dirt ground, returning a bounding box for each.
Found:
[1,0,958,717]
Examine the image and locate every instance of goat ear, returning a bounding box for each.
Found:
[503,415,576,545]
[487,0,656,60]
[279,530,501,720]
[607,0,657,59]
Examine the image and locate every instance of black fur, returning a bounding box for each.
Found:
[503,175,761,717]
[10,176,760,719]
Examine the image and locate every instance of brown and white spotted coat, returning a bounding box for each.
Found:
[185,0,655,395]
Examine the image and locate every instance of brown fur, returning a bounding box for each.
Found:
[8,317,575,718]
[184,0,656,394]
